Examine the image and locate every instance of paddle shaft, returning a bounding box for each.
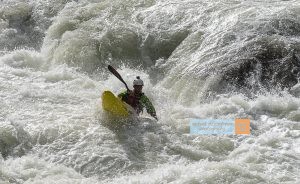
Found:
[108,65,130,91]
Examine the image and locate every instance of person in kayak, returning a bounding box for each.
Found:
[118,76,158,120]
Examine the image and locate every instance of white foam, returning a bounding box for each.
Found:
[0,0,300,183]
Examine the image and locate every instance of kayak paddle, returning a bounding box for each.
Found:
[108,65,130,91]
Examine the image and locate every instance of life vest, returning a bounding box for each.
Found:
[121,92,143,114]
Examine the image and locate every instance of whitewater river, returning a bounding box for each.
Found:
[0,0,299,183]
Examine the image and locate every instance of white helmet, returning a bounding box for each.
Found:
[133,76,144,86]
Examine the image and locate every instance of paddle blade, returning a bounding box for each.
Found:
[108,65,120,78]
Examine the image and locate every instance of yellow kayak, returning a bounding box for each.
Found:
[101,90,129,117]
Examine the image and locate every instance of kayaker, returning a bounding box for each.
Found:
[118,76,158,120]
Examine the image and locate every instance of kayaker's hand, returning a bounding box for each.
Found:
[153,114,158,121]
[127,90,134,96]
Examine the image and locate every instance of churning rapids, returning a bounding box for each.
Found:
[0,0,299,183]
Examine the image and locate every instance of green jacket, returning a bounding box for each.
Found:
[118,90,156,117]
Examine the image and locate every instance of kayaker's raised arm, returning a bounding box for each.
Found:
[118,91,127,99]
